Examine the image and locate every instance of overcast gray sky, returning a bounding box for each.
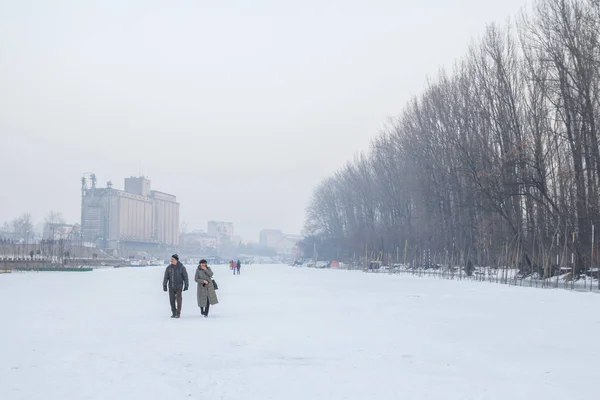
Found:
[0,0,528,241]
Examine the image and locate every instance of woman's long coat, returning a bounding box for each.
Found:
[195,266,219,307]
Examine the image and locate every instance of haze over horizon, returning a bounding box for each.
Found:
[0,0,528,242]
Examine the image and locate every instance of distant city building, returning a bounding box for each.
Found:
[180,231,218,251]
[275,234,301,255]
[259,229,284,248]
[207,221,234,247]
[81,175,179,250]
[259,229,301,255]
[231,235,244,245]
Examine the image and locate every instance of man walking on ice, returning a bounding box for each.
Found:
[163,254,189,318]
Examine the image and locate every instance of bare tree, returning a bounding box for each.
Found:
[11,213,34,242]
[45,211,66,225]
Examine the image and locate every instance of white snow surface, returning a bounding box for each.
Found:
[1,264,598,400]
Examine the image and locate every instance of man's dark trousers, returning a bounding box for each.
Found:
[169,288,182,316]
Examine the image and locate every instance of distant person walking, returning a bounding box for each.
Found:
[163,254,189,318]
[236,259,241,275]
[195,259,218,317]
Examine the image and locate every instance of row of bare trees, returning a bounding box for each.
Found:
[0,211,66,243]
[1,213,35,243]
[0,211,88,265]
[303,0,600,278]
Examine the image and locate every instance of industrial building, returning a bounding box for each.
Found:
[81,175,179,252]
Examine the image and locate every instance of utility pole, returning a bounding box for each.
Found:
[365,242,368,271]
[591,224,594,292]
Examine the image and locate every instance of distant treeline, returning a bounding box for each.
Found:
[302,0,600,278]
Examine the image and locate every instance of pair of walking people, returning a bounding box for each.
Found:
[163,255,218,318]
[233,259,241,275]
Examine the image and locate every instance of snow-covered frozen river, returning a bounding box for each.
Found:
[1,263,598,399]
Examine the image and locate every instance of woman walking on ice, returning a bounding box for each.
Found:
[195,259,218,317]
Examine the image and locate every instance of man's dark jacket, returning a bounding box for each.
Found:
[163,262,189,291]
